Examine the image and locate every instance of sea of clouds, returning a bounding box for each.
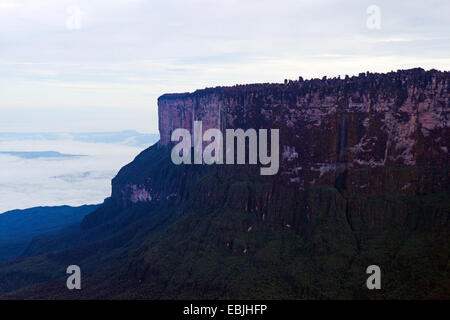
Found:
[0,132,159,213]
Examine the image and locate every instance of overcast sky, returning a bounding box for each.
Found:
[0,0,449,133]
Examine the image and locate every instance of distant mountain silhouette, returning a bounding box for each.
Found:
[0,205,99,263]
[0,131,160,148]
[0,151,84,159]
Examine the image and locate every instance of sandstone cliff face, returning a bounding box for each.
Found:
[123,68,448,206]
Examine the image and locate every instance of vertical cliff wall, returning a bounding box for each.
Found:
[112,68,449,210]
[154,68,448,196]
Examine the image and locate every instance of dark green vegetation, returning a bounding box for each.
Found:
[0,205,99,263]
[0,145,447,299]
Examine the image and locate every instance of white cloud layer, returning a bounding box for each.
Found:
[0,136,150,213]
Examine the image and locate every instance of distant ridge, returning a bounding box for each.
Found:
[0,204,99,263]
[0,151,85,159]
[0,131,160,148]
